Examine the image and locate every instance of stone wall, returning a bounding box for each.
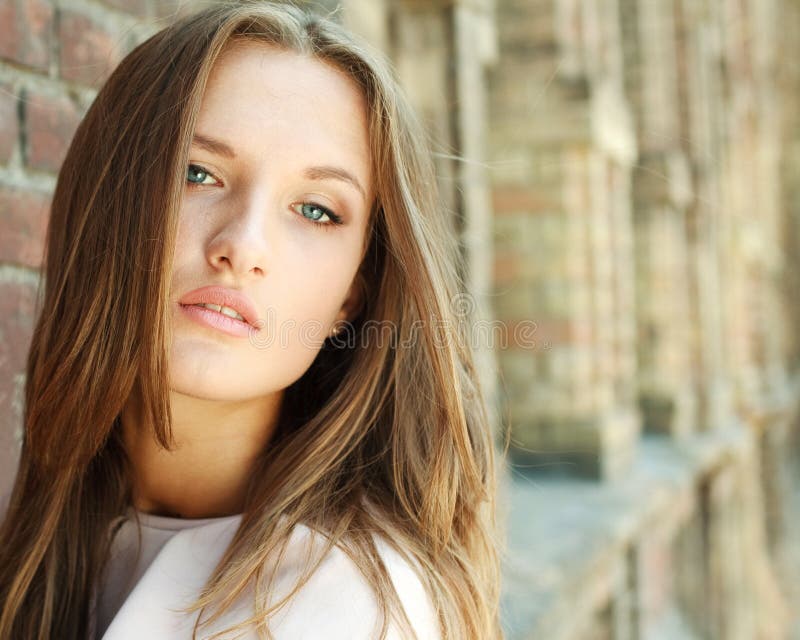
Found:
[490,0,640,481]
[490,0,800,637]
[0,0,177,495]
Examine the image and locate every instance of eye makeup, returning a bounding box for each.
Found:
[185,163,344,230]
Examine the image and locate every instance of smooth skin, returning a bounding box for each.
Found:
[121,41,374,519]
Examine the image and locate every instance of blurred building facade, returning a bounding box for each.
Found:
[487,0,800,637]
[487,0,800,638]
[0,0,799,638]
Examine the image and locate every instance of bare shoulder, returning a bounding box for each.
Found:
[267,522,441,640]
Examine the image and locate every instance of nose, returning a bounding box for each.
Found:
[206,191,271,279]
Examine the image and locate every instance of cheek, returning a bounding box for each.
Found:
[173,209,202,259]
[281,241,360,319]
[170,225,194,289]
[273,271,354,340]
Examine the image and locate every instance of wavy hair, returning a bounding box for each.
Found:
[0,2,504,638]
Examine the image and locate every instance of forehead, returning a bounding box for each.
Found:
[196,40,372,193]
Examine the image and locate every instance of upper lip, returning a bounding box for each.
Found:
[179,285,260,328]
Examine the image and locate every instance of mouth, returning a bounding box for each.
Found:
[178,302,255,338]
[178,285,259,328]
[185,302,246,323]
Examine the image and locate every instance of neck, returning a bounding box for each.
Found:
[121,389,283,519]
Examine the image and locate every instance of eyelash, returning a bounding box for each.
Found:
[185,163,344,230]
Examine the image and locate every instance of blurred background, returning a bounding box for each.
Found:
[1,0,799,638]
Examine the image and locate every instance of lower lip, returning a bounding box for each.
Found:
[179,303,255,338]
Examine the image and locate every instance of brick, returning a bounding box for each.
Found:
[496,318,592,349]
[0,0,53,72]
[493,254,521,284]
[0,187,51,268]
[58,10,123,86]
[23,90,82,173]
[0,83,19,164]
[0,279,37,493]
[492,186,561,215]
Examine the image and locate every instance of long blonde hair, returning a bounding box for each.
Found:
[0,2,504,638]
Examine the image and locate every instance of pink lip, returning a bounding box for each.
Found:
[178,285,260,338]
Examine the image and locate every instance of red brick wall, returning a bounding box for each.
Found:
[0,0,177,496]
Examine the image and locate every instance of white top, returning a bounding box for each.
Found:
[90,506,441,639]
[94,507,243,638]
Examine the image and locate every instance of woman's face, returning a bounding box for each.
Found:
[168,41,373,402]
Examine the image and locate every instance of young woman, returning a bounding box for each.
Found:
[0,2,503,639]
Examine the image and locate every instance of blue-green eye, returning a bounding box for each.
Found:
[186,164,217,186]
[290,202,343,228]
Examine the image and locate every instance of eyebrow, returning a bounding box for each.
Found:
[191,133,368,202]
[303,165,367,202]
[192,133,237,158]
